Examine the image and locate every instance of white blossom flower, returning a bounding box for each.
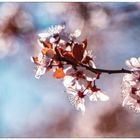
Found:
[38,25,65,41]
[63,66,83,87]
[66,84,85,113]
[82,50,96,68]
[63,66,96,86]
[122,89,140,113]
[31,53,52,79]
[126,57,140,70]
[122,57,140,112]
[84,87,109,102]
[88,90,109,101]
[35,65,46,79]
[63,75,75,88]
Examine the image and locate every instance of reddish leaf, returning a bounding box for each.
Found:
[41,48,55,58]
[41,40,52,48]
[41,47,48,55]
[31,57,40,65]
[77,91,85,98]
[63,51,74,60]
[73,43,84,62]
[73,39,87,62]
[53,68,65,79]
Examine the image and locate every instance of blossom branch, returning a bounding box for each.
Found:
[31,25,140,113]
[55,47,132,75]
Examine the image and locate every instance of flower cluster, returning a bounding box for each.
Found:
[31,25,109,113]
[122,57,140,112]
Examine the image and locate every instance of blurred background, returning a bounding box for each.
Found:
[0,2,140,138]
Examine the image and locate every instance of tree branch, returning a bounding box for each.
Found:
[55,47,132,74]
[80,63,132,74]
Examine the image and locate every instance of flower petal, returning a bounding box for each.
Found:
[96,91,109,101]
[80,103,85,113]
[126,60,132,68]
[35,66,46,79]
[50,37,56,43]
[89,94,98,101]
[130,57,140,68]
[63,76,75,87]
[38,33,50,39]
[122,95,130,107]
[76,100,85,113]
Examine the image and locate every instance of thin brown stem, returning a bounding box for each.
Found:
[80,63,132,74]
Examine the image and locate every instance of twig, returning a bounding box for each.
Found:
[80,63,132,74]
[55,47,132,74]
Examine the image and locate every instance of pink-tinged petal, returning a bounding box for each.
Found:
[89,91,109,102]
[67,92,77,105]
[77,102,85,113]
[96,91,109,101]
[49,37,56,43]
[89,60,96,68]
[122,68,140,113]
[89,94,98,101]
[123,74,136,86]
[83,50,88,59]
[122,95,131,107]
[125,60,132,68]
[86,77,93,81]
[75,81,82,90]
[84,89,89,95]
[130,57,140,68]
[38,33,50,39]
[123,74,133,82]
[35,66,46,79]
[135,104,140,112]
[39,25,65,39]
[136,90,140,96]
[65,46,71,51]
[30,56,34,63]
[86,76,96,81]
[67,92,85,113]
[63,76,75,87]
[66,86,77,96]
[122,95,140,113]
